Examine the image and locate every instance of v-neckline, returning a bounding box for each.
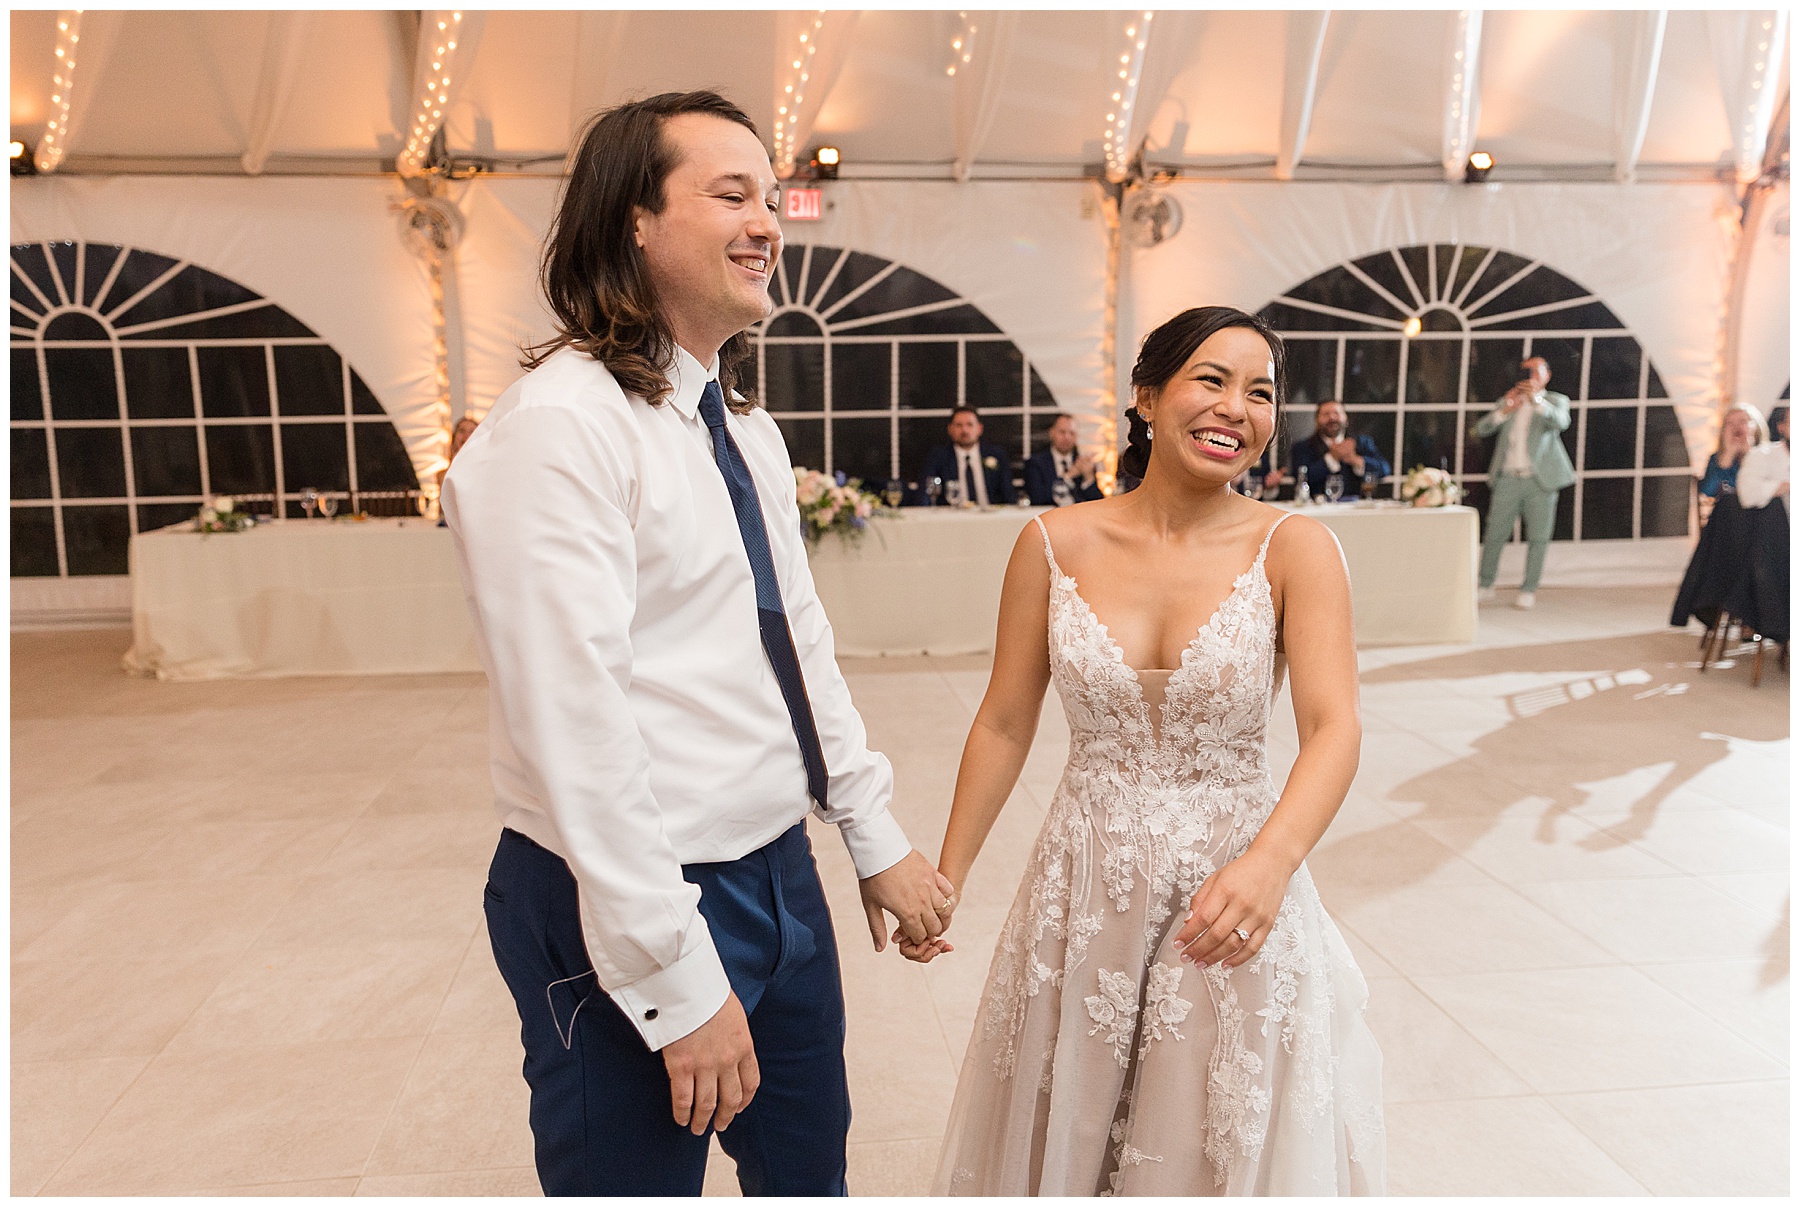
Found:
[1052,560,1262,688]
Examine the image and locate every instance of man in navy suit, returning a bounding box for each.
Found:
[1024,413,1105,506]
[913,407,1017,505]
[1266,399,1392,498]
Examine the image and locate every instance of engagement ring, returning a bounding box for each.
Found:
[1232,927,1250,942]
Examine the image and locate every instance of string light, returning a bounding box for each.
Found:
[774,12,826,177]
[946,11,977,77]
[1443,11,1480,180]
[1734,15,1783,184]
[400,11,464,176]
[36,10,83,173]
[1103,11,1153,182]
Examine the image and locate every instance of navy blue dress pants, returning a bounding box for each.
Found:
[484,824,851,1196]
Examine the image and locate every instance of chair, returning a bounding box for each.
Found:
[1678,494,1788,686]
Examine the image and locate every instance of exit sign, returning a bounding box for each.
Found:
[785,187,822,221]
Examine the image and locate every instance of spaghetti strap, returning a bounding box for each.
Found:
[1031,514,1062,574]
[1255,511,1295,564]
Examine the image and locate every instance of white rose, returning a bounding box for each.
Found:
[211,495,236,514]
[983,455,998,470]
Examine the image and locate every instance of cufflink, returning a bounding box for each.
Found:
[644,1008,659,1021]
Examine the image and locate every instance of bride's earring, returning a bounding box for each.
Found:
[1140,411,1153,439]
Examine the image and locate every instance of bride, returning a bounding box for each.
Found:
[912,307,1384,1195]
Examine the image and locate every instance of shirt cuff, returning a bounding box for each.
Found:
[837,807,913,880]
[606,921,732,1051]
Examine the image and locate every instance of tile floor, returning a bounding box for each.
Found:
[10,587,1789,1196]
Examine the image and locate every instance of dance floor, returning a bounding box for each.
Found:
[11,587,1788,1195]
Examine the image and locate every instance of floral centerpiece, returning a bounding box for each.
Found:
[1399,466,1463,508]
[794,467,885,546]
[194,494,255,533]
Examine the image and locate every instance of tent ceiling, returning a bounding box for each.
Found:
[8,9,1788,180]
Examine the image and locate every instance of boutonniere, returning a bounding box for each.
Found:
[983,455,998,470]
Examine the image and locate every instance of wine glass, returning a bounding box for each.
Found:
[318,492,339,519]
[883,478,905,508]
[1324,473,1345,504]
[926,476,944,508]
[1360,474,1378,502]
[944,480,966,509]
[300,487,318,520]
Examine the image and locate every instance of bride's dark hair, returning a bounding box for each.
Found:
[1119,306,1286,481]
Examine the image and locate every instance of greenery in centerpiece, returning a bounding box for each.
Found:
[1398,465,1463,508]
[193,494,255,533]
[794,468,887,546]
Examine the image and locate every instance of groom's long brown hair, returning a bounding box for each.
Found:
[522,90,761,414]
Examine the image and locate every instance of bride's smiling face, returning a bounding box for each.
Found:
[1137,326,1278,486]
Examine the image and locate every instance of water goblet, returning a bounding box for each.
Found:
[1324,473,1345,504]
[300,487,318,520]
[318,492,339,519]
[944,480,967,509]
[926,476,945,508]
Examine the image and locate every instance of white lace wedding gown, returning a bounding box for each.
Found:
[934,514,1385,1196]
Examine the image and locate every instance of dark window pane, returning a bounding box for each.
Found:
[1646,360,1667,398]
[899,417,949,486]
[1028,367,1055,411]
[965,343,1024,412]
[1397,247,1434,305]
[62,504,131,575]
[1342,340,1399,403]
[55,427,126,498]
[1259,302,1387,333]
[1464,421,1497,478]
[12,243,62,309]
[129,427,203,497]
[11,506,59,577]
[847,306,998,337]
[1286,266,1405,321]
[110,263,262,329]
[1462,480,1491,539]
[1554,484,1575,540]
[777,244,808,306]
[81,244,121,306]
[1588,337,1642,401]
[350,373,386,415]
[273,346,345,416]
[830,343,890,411]
[897,343,957,411]
[1580,477,1633,540]
[1484,302,1622,331]
[1642,406,1688,469]
[138,502,198,534]
[764,343,824,413]
[829,266,957,326]
[121,347,195,419]
[1404,339,1460,404]
[352,421,418,491]
[812,250,890,313]
[830,416,891,484]
[204,424,277,494]
[1466,338,1526,404]
[197,346,271,418]
[1029,409,1063,455]
[1469,264,1589,320]
[1462,249,1533,309]
[1419,307,1463,332]
[45,347,118,420]
[1640,475,1691,538]
[1350,250,1419,310]
[1401,410,1459,473]
[767,311,822,338]
[281,423,351,492]
[43,311,110,341]
[774,417,823,470]
[1532,337,1584,399]
[13,348,43,419]
[12,427,52,498]
[1584,406,1637,471]
[1282,340,1336,408]
[982,414,1025,472]
[97,248,181,315]
[1433,244,1460,299]
[50,243,80,302]
[1561,415,1579,466]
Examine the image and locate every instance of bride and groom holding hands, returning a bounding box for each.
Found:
[444,91,1384,1197]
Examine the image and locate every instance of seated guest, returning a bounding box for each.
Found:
[1698,403,1766,501]
[913,406,1017,506]
[1738,405,1789,511]
[1024,414,1104,506]
[1265,399,1392,498]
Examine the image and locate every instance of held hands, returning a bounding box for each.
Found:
[1171,848,1295,970]
[662,991,760,1136]
[859,849,957,959]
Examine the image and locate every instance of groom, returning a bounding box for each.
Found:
[443,91,954,1196]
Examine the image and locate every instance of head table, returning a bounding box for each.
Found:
[124,502,1476,680]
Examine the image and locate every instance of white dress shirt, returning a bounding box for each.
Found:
[956,445,990,506]
[1736,440,1789,509]
[1503,392,1547,475]
[443,346,912,1050]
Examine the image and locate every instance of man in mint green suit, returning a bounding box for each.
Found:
[1475,357,1575,609]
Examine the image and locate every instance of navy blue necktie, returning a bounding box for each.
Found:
[697,381,830,807]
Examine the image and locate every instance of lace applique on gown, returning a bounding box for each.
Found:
[933,513,1385,1196]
